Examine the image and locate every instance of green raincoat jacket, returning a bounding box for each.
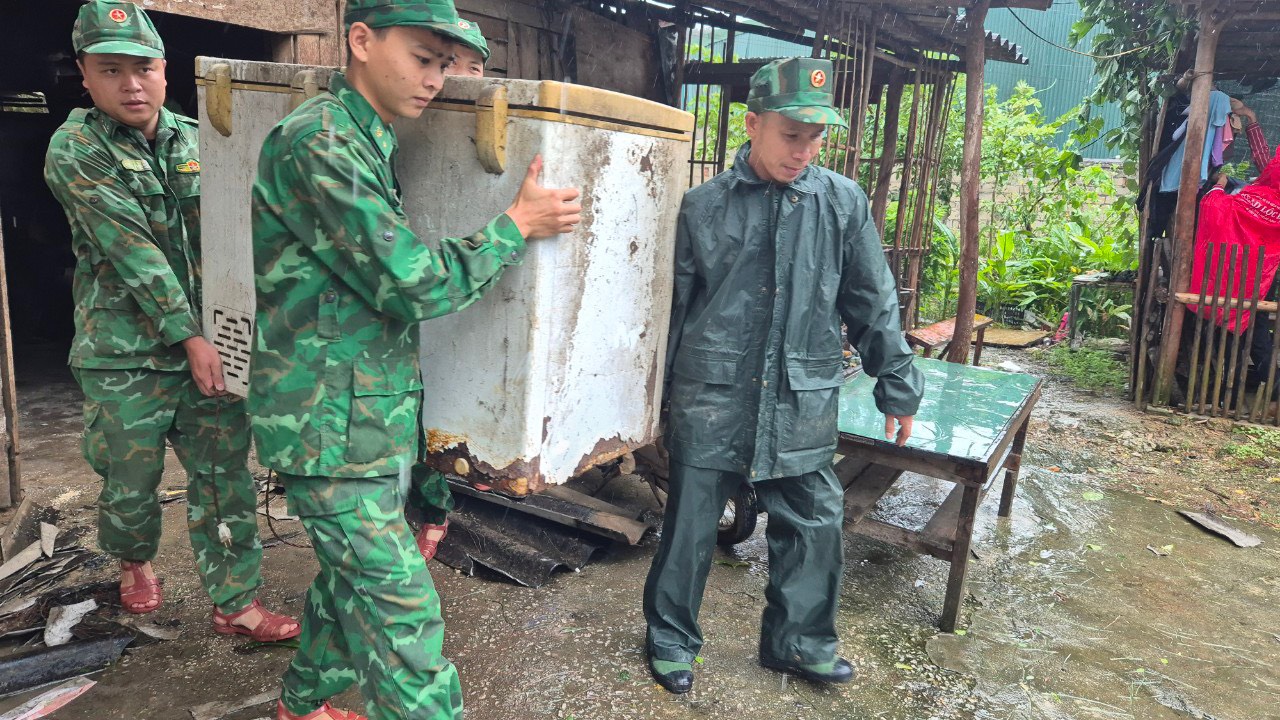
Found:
[664,143,923,481]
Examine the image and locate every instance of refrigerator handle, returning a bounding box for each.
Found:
[475,83,508,174]
[205,63,233,137]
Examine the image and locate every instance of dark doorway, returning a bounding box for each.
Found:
[0,1,278,377]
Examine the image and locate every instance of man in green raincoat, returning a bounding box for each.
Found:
[644,57,924,694]
[249,1,580,717]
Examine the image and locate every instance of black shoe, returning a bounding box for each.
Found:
[648,659,694,694]
[760,656,855,684]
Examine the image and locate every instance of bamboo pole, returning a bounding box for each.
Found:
[1235,248,1264,420]
[1152,4,1225,404]
[1185,242,1214,414]
[947,0,990,364]
[0,199,19,509]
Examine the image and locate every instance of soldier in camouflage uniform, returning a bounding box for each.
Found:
[408,16,491,563]
[43,0,299,642]
[644,58,924,694]
[248,1,580,718]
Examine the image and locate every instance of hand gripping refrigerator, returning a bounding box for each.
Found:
[195,57,692,496]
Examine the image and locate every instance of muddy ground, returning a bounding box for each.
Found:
[0,344,1277,720]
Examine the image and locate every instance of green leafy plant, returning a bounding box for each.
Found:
[1045,345,1129,394]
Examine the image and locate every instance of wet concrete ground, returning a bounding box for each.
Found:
[1,348,1277,720]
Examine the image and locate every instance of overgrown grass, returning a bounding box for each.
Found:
[1044,345,1128,394]
[1221,425,1280,462]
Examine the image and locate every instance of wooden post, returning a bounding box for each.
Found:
[1152,5,1224,405]
[0,201,20,509]
[946,0,989,365]
[871,67,907,235]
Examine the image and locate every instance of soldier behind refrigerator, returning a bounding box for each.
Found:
[408,15,491,564]
[247,1,581,719]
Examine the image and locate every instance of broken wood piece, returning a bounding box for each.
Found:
[0,496,33,562]
[187,689,280,720]
[0,677,96,720]
[1179,511,1263,548]
[43,599,98,647]
[117,617,181,641]
[38,524,57,558]
[0,635,131,696]
[0,541,40,583]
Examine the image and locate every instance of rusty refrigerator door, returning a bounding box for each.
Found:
[406,81,692,495]
[195,58,692,495]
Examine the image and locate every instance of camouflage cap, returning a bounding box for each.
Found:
[345,0,479,51]
[453,17,489,61]
[73,0,165,59]
[746,57,846,128]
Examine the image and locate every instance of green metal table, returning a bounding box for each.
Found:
[837,357,1042,631]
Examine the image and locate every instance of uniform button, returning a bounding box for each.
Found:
[509,251,519,261]
[762,380,769,387]
[382,230,394,241]
[751,471,757,478]
[323,291,337,303]
[790,195,799,203]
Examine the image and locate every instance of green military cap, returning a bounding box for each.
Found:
[747,57,847,128]
[72,0,165,59]
[345,0,480,51]
[453,17,489,61]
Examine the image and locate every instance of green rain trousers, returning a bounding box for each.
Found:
[279,474,462,720]
[643,460,845,666]
[74,367,261,613]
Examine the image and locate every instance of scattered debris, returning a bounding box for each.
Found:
[256,506,298,522]
[0,542,41,584]
[0,497,34,561]
[116,616,181,641]
[158,489,187,504]
[43,599,98,647]
[0,677,96,720]
[1179,511,1263,548]
[997,360,1026,373]
[37,524,57,559]
[187,689,279,720]
[1146,544,1174,557]
[0,635,132,697]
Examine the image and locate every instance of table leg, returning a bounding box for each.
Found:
[998,419,1029,518]
[973,327,987,367]
[940,484,980,632]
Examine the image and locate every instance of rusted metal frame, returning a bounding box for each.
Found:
[870,67,907,235]
[0,199,19,508]
[1210,245,1239,416]
[1197,244,1228,413]
[890,73,925,290]
[947,0,990,364]
[1234,249,1265,420]
[713,27,737,175]
[1186,242,1217,413]
[1223,245,1252,417]
[1152,4,1228,405]
[847,22,879,181]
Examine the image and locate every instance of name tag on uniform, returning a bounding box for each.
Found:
[120,158,149,172]
[175,160,200,173]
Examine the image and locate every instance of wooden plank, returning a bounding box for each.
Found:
[851,517,952,562]
[0,198,18,508]
[1174,292,1278,313]
[842,464,903,527]
[450,482,650,545]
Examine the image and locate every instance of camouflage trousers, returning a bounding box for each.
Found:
[72,367,262,613]
[279,473,463,720]
[409,466,454,526]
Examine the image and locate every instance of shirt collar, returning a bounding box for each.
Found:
[89,105,178,144]
[730,142,819,194]
[331,72,397,161]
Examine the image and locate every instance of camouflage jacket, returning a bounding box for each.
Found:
[249,72,525,480]
[665,142,923,480]
[45,106,203,371]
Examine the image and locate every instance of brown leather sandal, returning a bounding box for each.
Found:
[120,561,163,614]
[415,520,449,562]
[212,599,301,641]
[276,700,367,720]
